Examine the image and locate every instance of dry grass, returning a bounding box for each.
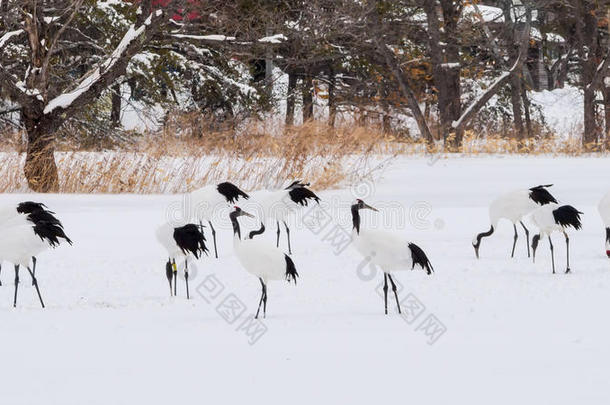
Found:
[0,121,607,194]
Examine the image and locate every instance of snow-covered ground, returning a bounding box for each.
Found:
[2,155,610,404]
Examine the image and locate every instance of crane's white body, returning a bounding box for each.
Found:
[530,203,567,236]
[488,189,538,226]
[598,192,610,227]
[0,205,20,224]
[248,189,298,225]
[0,222,50,267]
[0,212,32,230]
[233,235,288,283]
[352,228,415,272]
[188,185,229,222]
[598,192,610,254]
[155,223,187,261]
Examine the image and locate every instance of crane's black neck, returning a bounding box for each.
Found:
[351,204,360,234]
[229,211,241,239]
[249,223,265,239]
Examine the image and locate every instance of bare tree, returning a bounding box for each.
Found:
[0,0,173,191]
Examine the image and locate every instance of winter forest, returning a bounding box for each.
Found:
[4,2,610,404]
[0,0,609,192]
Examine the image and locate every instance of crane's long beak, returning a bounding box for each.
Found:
[364,203,378,212]
[241,211,255,218]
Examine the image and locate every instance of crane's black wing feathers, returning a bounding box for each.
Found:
[408,243,434,275]
[173,224,208,259]
[26,210,64,228]
[552,205,583,230]
[529,185,557,205]
[17,201,52,214]
[284,254,299,284]
[288,187,320,206]
[33,221,72,247]
[217,182,249,204]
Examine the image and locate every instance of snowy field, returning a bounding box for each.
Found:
[2,155,610,404]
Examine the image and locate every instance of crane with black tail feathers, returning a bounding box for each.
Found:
[598,191,610,258]
[188,182,249,258]
[249,180,320,255]
[0,209,72,308]
[531,204,583,274]
[229,206,299,319]
[0,201,61,286]
[156,223,208,299]
[350,199,433,315]
[473,185,557,259]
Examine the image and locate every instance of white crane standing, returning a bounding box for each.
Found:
[350,199,433,315]
[229,206,299,318]
[188,182,249,258]
[250,180,320,254]
[473,185,557,259]
[531,203,583,274]
[156,222,208,298]
[598,191,610,258]
[0,210,72,308]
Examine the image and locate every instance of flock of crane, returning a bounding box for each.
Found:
[1,181,610,316]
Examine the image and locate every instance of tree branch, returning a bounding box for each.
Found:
[43,3,166,125]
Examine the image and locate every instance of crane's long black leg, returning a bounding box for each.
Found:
[387,274,402,314]
[255,278,265,319]
[31,256,37,285]
[208,220,218,259]
[532,234,541,263]
[564,233,571,274]
[549,236,555,274]
[276,221,281,248]
[262,281,267,318]
[383,273,389,315]
[511,224,518,258]
[26,266,45,308]
[520,221,530,258]
[13,265,19,308]
[0,263,3,286]
[165,259,173,296]
[283,221,292,255]
[172,259,177,296]
[185,259,190,299]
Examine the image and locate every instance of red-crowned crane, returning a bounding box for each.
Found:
[473,185,557,259]
[0,201,56,286]
[249,180,320,254]
[598,191,610,258]
[531,203,583,274]
[0,209,72,308]
[229,206,298,319]
[350,199,433,315]
[156,222,208,299]
[188,182,249,258]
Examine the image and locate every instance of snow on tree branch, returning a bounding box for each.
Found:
[44,10,160,115]
[0,29,24,49]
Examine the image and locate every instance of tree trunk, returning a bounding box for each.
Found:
[604,85,610,147]
[285,72,296,126]
[521,83,532,138]
[23,113,59,192]
[510,73,524,139]
[302,75,313,122]
[110,82,121,127]
[583,87,598,146]
[328,68,336,127]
